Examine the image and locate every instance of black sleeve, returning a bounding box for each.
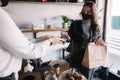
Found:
[68,21,75,39]
[93,27,102,41]
[96,28,102,39]
[68,20,84,41]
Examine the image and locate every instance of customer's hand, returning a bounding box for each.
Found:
[94,38,104,45]
[36,35,63,45]
[50,36,64,45]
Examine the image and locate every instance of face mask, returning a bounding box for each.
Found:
[81,13,92,20]
[1,0,9,7]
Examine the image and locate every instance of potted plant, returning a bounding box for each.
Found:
[62,15,69,29]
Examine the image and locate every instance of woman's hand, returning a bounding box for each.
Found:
[61,31,70,39]
[94,38,104,45]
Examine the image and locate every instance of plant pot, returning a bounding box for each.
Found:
[62,23,68,29]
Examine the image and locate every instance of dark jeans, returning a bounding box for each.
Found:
[0,73,16,80]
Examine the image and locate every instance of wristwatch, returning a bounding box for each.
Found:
[49,39,53,46]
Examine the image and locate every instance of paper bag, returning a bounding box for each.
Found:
[82,42,107,69]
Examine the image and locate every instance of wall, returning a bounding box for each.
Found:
[4,1,83,29]
[96,0,105,31]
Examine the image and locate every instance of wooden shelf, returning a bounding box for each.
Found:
[21,28,68,33]
[10,1,84,6]
[21,28,68,38]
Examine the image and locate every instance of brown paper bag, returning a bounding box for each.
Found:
[82,42,107,69]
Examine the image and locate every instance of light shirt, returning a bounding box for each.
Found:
[82,20,91,40]
[81,20,91,47]
[0,7,51,77]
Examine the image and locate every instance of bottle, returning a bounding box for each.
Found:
[45,71,51,80]
[53,74,58,80]
[24,59,34,72]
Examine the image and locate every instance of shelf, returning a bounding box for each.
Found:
[10,1,84,6]
[21,28,68,38]
[21,28,68,33]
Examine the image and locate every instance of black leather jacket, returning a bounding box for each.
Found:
[68,20,101,51]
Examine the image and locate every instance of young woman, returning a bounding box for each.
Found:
[68,1,103,68]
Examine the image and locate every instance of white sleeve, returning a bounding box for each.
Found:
[0,7,51,59]
[29,38,36,43]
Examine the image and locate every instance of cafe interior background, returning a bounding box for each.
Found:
[2,0,120,79]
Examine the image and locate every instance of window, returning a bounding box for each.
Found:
[106,0,120,77]
[111,0,120,30]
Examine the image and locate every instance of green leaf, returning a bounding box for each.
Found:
[62,15,69,23]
